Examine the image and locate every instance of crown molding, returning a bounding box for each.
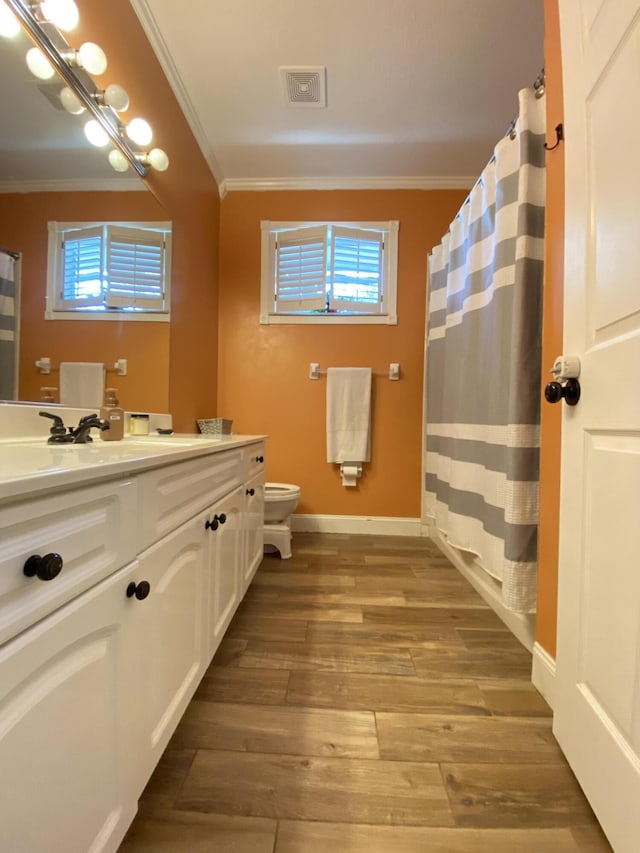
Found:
[0,178,146,194]
[219,175,476,196]
[131,0,224,195]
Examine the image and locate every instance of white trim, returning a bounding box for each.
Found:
[0,178,146,194]
[221,176,477,195]
[429,528,536,652]
[531,641,556,710]
[290,514,422,536]
[130,0,224,194]
[261,313,397,325]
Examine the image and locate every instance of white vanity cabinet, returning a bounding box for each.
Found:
[205,485,244,657]
[0,435,266,853]
[0,559,141,853]
[123,513,208,801]
[242,472,265,595]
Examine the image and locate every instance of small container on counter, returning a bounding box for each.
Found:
[129,413,150,436]
[100,388,124,441]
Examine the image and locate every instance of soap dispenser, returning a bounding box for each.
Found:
[100,388,124,441]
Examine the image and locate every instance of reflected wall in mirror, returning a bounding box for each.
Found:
[0,8,170,413]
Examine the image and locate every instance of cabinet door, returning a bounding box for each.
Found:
[242,472,265,595]
[123,515,207,799]
[0,561,139,853]
[206,486,243,661]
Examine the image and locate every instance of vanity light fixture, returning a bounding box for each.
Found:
[1,0,169,177]
[0,0,20,36]
[40,0,78,32]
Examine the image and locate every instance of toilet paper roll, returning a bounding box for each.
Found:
[340,463,362,487]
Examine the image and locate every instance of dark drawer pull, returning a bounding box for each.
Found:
[246,488,255,496]
[255,455,264,463]
[23,553,63,582]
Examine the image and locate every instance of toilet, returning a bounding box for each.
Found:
[263,482,301,559]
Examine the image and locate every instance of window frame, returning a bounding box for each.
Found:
[45,220,172,322]
[260,220,399,325]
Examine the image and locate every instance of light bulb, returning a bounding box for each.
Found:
[26,46,55,80]
[77,42,107,75]
[0,1,20,37]
[60,86,85,115]
[126,118,153,146]
[108,149,129,172]
[84,119,109,148]
[40,0,78,31]
[148,148,169,172]
[103,84,129,112]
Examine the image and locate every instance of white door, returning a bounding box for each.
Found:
[554,2,640,851]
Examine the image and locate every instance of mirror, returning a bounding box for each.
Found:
[0,22,170,413]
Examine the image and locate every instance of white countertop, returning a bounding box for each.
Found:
[0,434,266,504]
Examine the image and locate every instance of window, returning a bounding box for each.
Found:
[260,220,398,324]
[46,221,172,321]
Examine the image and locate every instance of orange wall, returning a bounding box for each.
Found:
[0,190,170,411]
[536,0,564,657]
[7,1,222,430]
[218,190,466,517]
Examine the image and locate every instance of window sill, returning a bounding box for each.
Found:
[45,310,170,323]
[260,313,397,325]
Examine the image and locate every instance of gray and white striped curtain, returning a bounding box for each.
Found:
[0,251,17,400]
[425,88,545,613]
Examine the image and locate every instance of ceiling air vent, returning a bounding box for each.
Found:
[280,66,327,108]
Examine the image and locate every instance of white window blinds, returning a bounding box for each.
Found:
[274,225,328,311]
[55,224,169,313]
[106,226,166,310]
[60,225,104,308]
[330,226,383,312]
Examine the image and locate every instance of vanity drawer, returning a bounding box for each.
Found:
[138,449,243,551]
[0,479,137,646]
[244,442,266,481]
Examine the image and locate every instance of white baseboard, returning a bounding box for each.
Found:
[429,530,536,653]
[531,641,556,709]
[290,514,422,536]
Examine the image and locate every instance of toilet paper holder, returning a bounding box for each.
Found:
[340,462,362,487]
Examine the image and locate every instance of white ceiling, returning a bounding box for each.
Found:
[0,0,544,194]
[133,0,545,192]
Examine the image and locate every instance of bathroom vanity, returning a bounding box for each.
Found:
[0,422,265,852]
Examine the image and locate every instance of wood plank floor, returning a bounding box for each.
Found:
[119,533,612,852]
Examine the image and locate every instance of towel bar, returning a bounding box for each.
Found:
[309,363,400,380]
[35,358,128,376]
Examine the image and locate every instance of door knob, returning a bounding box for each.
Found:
[545,378,581,406]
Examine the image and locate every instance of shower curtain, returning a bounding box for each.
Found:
[424,87,545,613]
[0,251,17,400]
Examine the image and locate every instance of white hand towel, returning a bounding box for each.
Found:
[326,367,372,463]
[59,362,105,408]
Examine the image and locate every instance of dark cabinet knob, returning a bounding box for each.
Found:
[23,553,63,582]
[255,455,264,463]
[205,513,227,531]
[246,488,255,496]
[126,580,151,600]
[545,378,581,406]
